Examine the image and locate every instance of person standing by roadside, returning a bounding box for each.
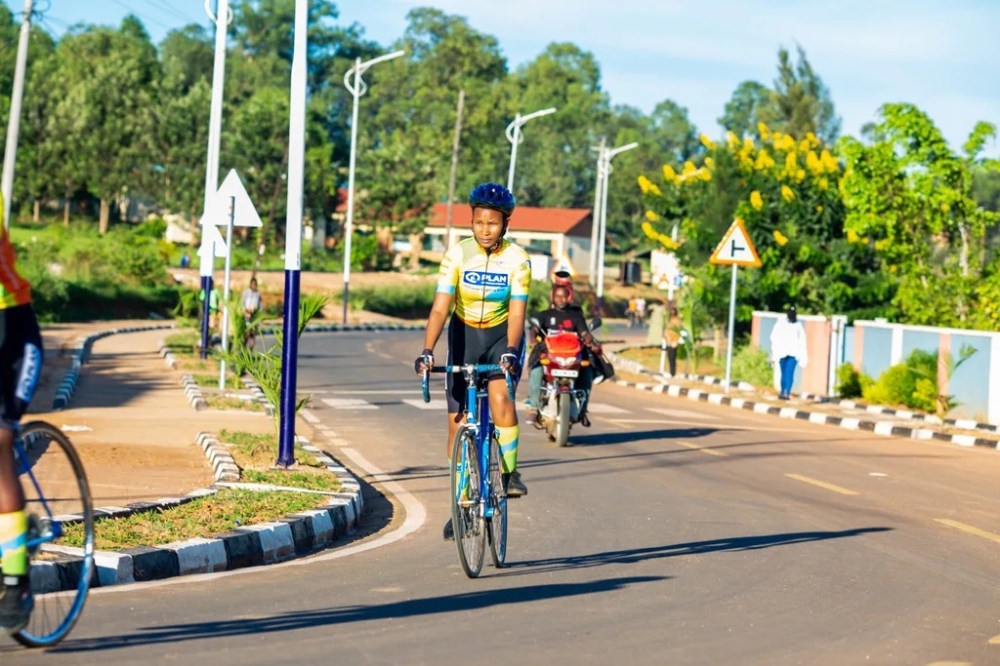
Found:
[663,307,683,377]
[627,295,637,328]
[241,278,262,350]
[769,306,808,400]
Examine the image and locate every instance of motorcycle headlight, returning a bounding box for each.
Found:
[555,356,575,367]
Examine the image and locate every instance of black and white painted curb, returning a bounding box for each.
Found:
[34,433,364,590]
[197,432,240,482]
[181,374,209,411]
[159,339,179,370]
[612,377,1000,451]
[607,345,1000,441]
[242,377,275,416]
[52,323,177,410]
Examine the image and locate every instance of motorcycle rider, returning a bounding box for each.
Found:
[525,283,600,427]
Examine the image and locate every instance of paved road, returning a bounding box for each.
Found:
[5,330,1000,665]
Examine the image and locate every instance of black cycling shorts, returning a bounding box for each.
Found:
[445,317,524,414]
[0,304,43,432]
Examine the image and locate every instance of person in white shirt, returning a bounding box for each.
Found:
[769,306,808,400]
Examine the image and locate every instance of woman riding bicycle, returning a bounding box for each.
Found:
[0,192,43,634]
[415,182,531,541]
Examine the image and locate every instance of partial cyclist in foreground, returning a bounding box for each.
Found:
[0,192,43,634]
[415,183,531,541]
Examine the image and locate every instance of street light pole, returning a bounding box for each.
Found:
[505,107,557,191]
[197,0,232,359]
[1,0,34,230]
[275,0,309,468]
[588,137,606,287]
[341,49,405,325]
[595,141,639,314]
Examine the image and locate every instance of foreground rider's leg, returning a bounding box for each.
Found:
[0,426,32,634]
[526,365,544,422]
[489,378,526,497]
[578,366,594,428]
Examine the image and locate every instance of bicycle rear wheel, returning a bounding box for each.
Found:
[451,425,485,578]
[13,421,95,648]
[487,429,507,568]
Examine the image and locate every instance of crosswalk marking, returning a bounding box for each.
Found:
[647,407,714,420]
[402,399,449,410]
[584,403,628,414]
[322,398,379,410]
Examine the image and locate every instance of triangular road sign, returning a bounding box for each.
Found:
[551,252,577,279]
[199,222,228,259]
[203,169,263,228]
[710,218,762,268]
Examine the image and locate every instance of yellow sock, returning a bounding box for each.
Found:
[496,425,519,474]
[0,511,28,577]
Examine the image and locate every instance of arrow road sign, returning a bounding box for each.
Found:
[203,169,263,229]
[709,218,762,268]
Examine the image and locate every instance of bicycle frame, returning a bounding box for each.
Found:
[423,364,515,520]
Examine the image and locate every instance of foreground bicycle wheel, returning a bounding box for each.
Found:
[451,426,485,578]
[13,421,95,648]
[487,429,507,568]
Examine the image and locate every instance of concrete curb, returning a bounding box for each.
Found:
[196,432,240,482]
[159,340,179,370]
[37,433,365,589]
[181,374,209,411]
[242,377,275,416]
[611,377,1000,451]
[52,323,177,410]
[607,344,1000,438]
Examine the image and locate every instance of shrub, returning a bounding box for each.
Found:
[862,349,940,412]
[731,345,773,387]
[835,363,863,398]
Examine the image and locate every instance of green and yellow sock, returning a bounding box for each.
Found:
[0,511,28,577]
[496,425,519,475]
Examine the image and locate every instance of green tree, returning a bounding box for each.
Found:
[757,46,841,144]
[718,80,771,140]
[839,103,1000,327]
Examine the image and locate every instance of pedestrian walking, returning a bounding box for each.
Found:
[663,307,683,377]
[769,306,808,400]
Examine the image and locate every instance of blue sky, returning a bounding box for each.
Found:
[9,0,1000,156]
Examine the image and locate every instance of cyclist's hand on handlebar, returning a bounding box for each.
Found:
[499,346,521,377]
[415,348,434,375]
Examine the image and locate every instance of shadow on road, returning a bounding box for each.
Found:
[498,527,893,577]
[49,576,666,653]
[569,427,718,446]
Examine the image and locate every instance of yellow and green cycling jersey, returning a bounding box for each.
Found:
[436,236,531,329]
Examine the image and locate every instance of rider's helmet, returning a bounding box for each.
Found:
[469,183,516,229]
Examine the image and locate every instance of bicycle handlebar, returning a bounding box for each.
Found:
[421,363,516,403]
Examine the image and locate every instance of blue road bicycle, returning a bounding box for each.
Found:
[2,420,95,648]
[422,364,515,578]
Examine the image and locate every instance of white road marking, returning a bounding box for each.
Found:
[584,403,628,414]
[322,398,379,410]
[300,409,320,424]
[402,399,448,410]
[646,407,714,420]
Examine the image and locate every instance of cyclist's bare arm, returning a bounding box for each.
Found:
[421,292,454,368]
[506,299,526,352]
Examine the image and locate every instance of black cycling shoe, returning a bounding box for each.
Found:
[504,471,528,498]
[0,575,33,635]
[442,518,455,541]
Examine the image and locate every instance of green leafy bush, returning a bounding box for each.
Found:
[731,345,773,387]
[835,362,863,398]
[862,349,940,412]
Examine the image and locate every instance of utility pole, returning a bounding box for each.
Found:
[1,0,34,229]
[444,88,465,250]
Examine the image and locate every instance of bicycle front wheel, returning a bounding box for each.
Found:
[14,421,95,648]
[451,425,485,578]
[487,430,507,568]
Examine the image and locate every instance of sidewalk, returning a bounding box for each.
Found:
[29,326,277,507]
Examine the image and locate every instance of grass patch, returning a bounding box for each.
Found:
[192,373,243,390]
[220,429,322,469]
[165,330,200,356]
[60,488,327,551]
[242,469,341,492]
[206,394,264,412]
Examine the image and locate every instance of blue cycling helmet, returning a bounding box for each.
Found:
[469,182,516,218]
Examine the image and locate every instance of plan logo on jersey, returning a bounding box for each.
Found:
[462,271,509,288]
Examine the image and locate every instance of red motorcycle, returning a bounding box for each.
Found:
[529,317,602,447]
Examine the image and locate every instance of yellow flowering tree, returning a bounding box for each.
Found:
[639,124,885,321]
